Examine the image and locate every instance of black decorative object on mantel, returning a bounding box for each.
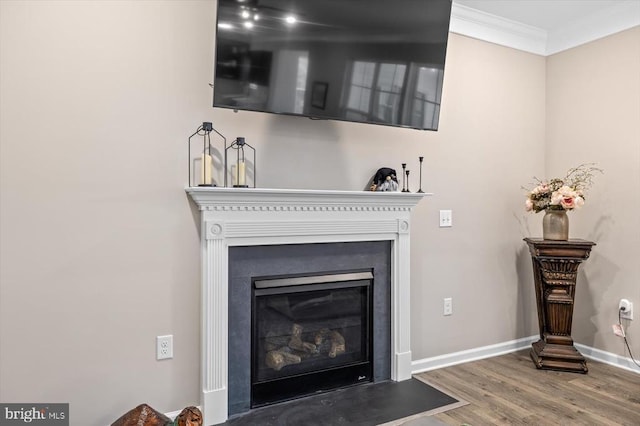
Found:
[369,168,399,192]
[225,137,256,188]
[417,156,424,193]
[401,163,408,192]
[405,169,411,193]
[188,122,226,187]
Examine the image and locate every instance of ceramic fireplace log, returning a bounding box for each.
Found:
[288,323,318,354]
[265,349,302,371]
[264,325,348,370]
[264,333,289,352]
[314,328,346,358]
[328,331,345,358]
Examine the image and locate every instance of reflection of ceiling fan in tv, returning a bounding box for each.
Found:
[240,0,289,13]
[236,0,289,13]
[232,0,299,23]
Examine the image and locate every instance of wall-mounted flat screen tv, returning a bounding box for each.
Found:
[213,0,452,131]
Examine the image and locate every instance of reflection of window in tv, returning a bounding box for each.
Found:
[407,66,443,129]
[346,61,376,113]
[294,55,308,114]
[345,61,407,124]
[344,61,444,128]
[374,64,406,123]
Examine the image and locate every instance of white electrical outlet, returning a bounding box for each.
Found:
[619,299,633,320]
[444,297,452,316]
[157,335,174,360]
[439,210,452,227]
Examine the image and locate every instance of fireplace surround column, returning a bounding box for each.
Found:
[187,187,427,425]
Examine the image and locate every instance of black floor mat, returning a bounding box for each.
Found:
[221,378,458,426]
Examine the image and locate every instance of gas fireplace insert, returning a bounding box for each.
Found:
[251,271,374,407]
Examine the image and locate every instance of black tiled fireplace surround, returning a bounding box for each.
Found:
[228,241,392,416]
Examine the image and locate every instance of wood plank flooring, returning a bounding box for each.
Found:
[416,350,640,425]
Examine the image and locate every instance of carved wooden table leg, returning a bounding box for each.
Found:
[524,238,595,373]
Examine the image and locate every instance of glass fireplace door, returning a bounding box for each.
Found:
[251,271,373,407]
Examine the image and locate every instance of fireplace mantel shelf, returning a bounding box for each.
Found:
[186,186,429,425]
[186,186,431,211]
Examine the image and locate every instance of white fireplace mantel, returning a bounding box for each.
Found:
[186,187,429,425]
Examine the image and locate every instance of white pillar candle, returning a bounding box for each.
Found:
[200,153,213,185]
[234,160,246,186]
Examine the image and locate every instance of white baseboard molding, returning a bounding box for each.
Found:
[575,343,640,374]
[411,336,640,375]
[411,335,538,374]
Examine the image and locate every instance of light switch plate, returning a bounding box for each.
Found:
[439,210,452,227]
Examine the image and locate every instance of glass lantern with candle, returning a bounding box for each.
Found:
[225,137,256,188]
[187,122,225,187]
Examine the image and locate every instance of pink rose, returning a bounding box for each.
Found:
[550,192,563,206]
[532,184,549,195]
[560,196,575,209]
[525,199,533,212]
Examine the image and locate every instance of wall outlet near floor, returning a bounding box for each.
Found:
[619,299,633,320]
[157,335,173,360]
[439,210,452,227]
[443,297,453,316]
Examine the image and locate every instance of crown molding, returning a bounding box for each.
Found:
[450,1,640,56]
[450,3,547,55]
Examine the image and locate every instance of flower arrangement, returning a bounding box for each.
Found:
[524,164,602,213]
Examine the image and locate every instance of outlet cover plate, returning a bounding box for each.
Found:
[157,335,173,360]
[619,299,633,320]
[443,297,452,316]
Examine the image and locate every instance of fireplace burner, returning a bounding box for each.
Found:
[251,271,374,407]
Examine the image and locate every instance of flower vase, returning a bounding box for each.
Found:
[542,209,569,240]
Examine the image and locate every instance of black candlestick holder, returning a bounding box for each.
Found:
[405,169,411,193]
[401,163,408,192]
[417,156,424,193]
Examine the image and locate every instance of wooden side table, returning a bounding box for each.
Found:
[524,238,595,373]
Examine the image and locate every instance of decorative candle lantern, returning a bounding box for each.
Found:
[225,136,256,188]
[187,122,226,187]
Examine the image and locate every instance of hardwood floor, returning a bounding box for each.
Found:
[416,350,640,425]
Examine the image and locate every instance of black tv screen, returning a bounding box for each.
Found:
[213,0,452,130]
